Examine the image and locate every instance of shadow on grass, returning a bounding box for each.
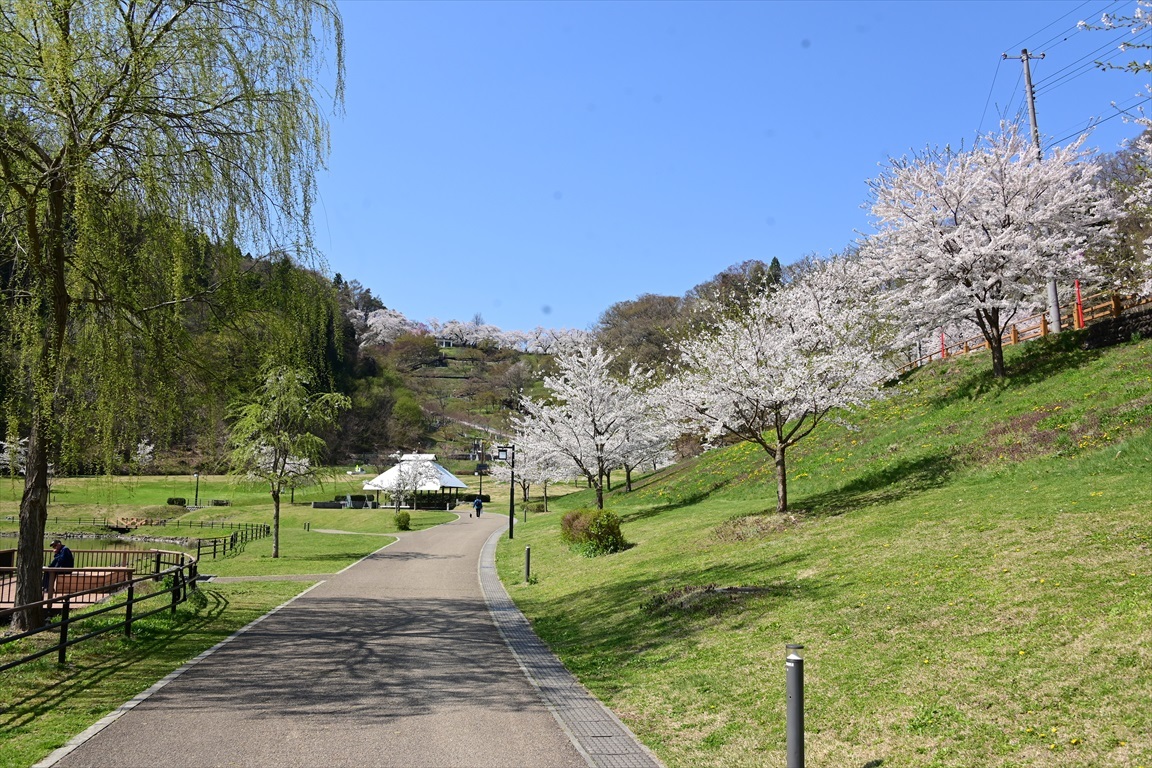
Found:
[0,588,231,732]
[797,453,956,518]
[532,554,825,662]
[616,484,730,524]
[927,332,1103,407]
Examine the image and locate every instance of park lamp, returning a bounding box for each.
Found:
[496,445,515,539]
[193,472,200,507]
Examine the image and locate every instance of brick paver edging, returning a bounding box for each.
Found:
[479,528,664,768]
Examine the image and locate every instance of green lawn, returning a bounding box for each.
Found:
[495,333,1152,768]
[0,581,306,768]
[0,490,461,767]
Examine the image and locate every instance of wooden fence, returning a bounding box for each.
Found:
[897,290,1152,374]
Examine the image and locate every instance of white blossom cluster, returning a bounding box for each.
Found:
[512,343,675,507]
[1126,133,1152,296]
[347,304,591,354]
[0,438,28,475]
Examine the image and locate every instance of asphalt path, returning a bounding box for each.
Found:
[40,511,658,768]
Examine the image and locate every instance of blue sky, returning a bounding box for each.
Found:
[315,0,1150,332]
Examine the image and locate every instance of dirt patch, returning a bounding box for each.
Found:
[969,409,1062,464]
[714,512,800,542]
[642,583,778,615]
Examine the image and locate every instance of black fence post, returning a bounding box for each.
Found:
[125,583,134,637]
[58,599,71,664]
[170,569,181,615]
[153,552,162,581]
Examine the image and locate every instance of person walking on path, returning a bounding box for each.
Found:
[472,496,483,517]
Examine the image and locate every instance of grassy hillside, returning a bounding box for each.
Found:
[496,332,1152,768]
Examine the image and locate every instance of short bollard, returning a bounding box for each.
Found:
[524,546,531,583]
[786,644,805,768]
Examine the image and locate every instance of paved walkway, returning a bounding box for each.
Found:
[38,512,661,768]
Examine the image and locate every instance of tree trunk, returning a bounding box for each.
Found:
[543,484,549,513]
[594,479,604,510]
[625,465,633,492]
[271,488,281,558]
[989,336,1006,379]
[606,469,612,491]
[774,445,788,514]
[13,416,50,631]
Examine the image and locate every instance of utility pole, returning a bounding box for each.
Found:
[1004,48,1061,334]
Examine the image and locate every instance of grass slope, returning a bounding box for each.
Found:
[496,333,1152,768]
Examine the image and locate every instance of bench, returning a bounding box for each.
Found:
[47,567,134,597]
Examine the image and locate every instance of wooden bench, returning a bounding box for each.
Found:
[47,567,134,597]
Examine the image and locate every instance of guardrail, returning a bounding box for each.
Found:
[897,290,1152,374]
[0,549,199,672]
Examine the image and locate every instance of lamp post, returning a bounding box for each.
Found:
[497,444,515,539]
[474,438,484,498]
[194,472,200,507]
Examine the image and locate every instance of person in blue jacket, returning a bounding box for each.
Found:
[43,539,74,593]
[472,496,483,517]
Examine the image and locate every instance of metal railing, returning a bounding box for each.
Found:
[0,549,199,672]
[193,524,271,561]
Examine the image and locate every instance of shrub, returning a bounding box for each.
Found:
[394,510,411,531]
[461,493,491,503]
[560,508,627,556]
[166,497,187,506]
[525,502,545,514]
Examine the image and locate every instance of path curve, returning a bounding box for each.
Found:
[37,511,661,768]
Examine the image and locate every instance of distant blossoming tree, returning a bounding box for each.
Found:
[660,258,893,514]
[866,125,1116,378]
[514,344,654,509]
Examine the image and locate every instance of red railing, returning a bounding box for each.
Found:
[897,290,1152,374]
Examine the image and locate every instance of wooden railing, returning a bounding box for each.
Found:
[0,549,199,671]
[897,290,1152,374]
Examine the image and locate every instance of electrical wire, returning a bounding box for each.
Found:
[1004,0,1097,51]
[1045,95,1151,149]
[976,57,1004,137]
[1033,28,1133,93]
[1033,46,1133,97]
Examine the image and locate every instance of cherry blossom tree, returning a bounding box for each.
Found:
[514,344,650,509]
[866,125,1117,378]
[659,258,892,514]
[348,307,421,348]
[1125,134,1152,295]
[383,456,441,511]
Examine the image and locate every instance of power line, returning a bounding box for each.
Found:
[1045,95,1151,149]
[1005,0,1097,51]
[976,57,1004,136]
[1029,0,1127,52]
[1033,28,1132,93]
[1033,46,1133,97]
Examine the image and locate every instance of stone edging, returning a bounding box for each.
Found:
[478,527,664,768]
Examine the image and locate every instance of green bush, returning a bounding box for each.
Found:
[560,508,627,556]
[394,510,411,531]
[166,497,186,506]
[462,493,491,503]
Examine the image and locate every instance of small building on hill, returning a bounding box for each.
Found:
[363,454,468,509]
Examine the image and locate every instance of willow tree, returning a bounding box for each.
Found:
[0,0,343,630]
[228,366,349,559]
